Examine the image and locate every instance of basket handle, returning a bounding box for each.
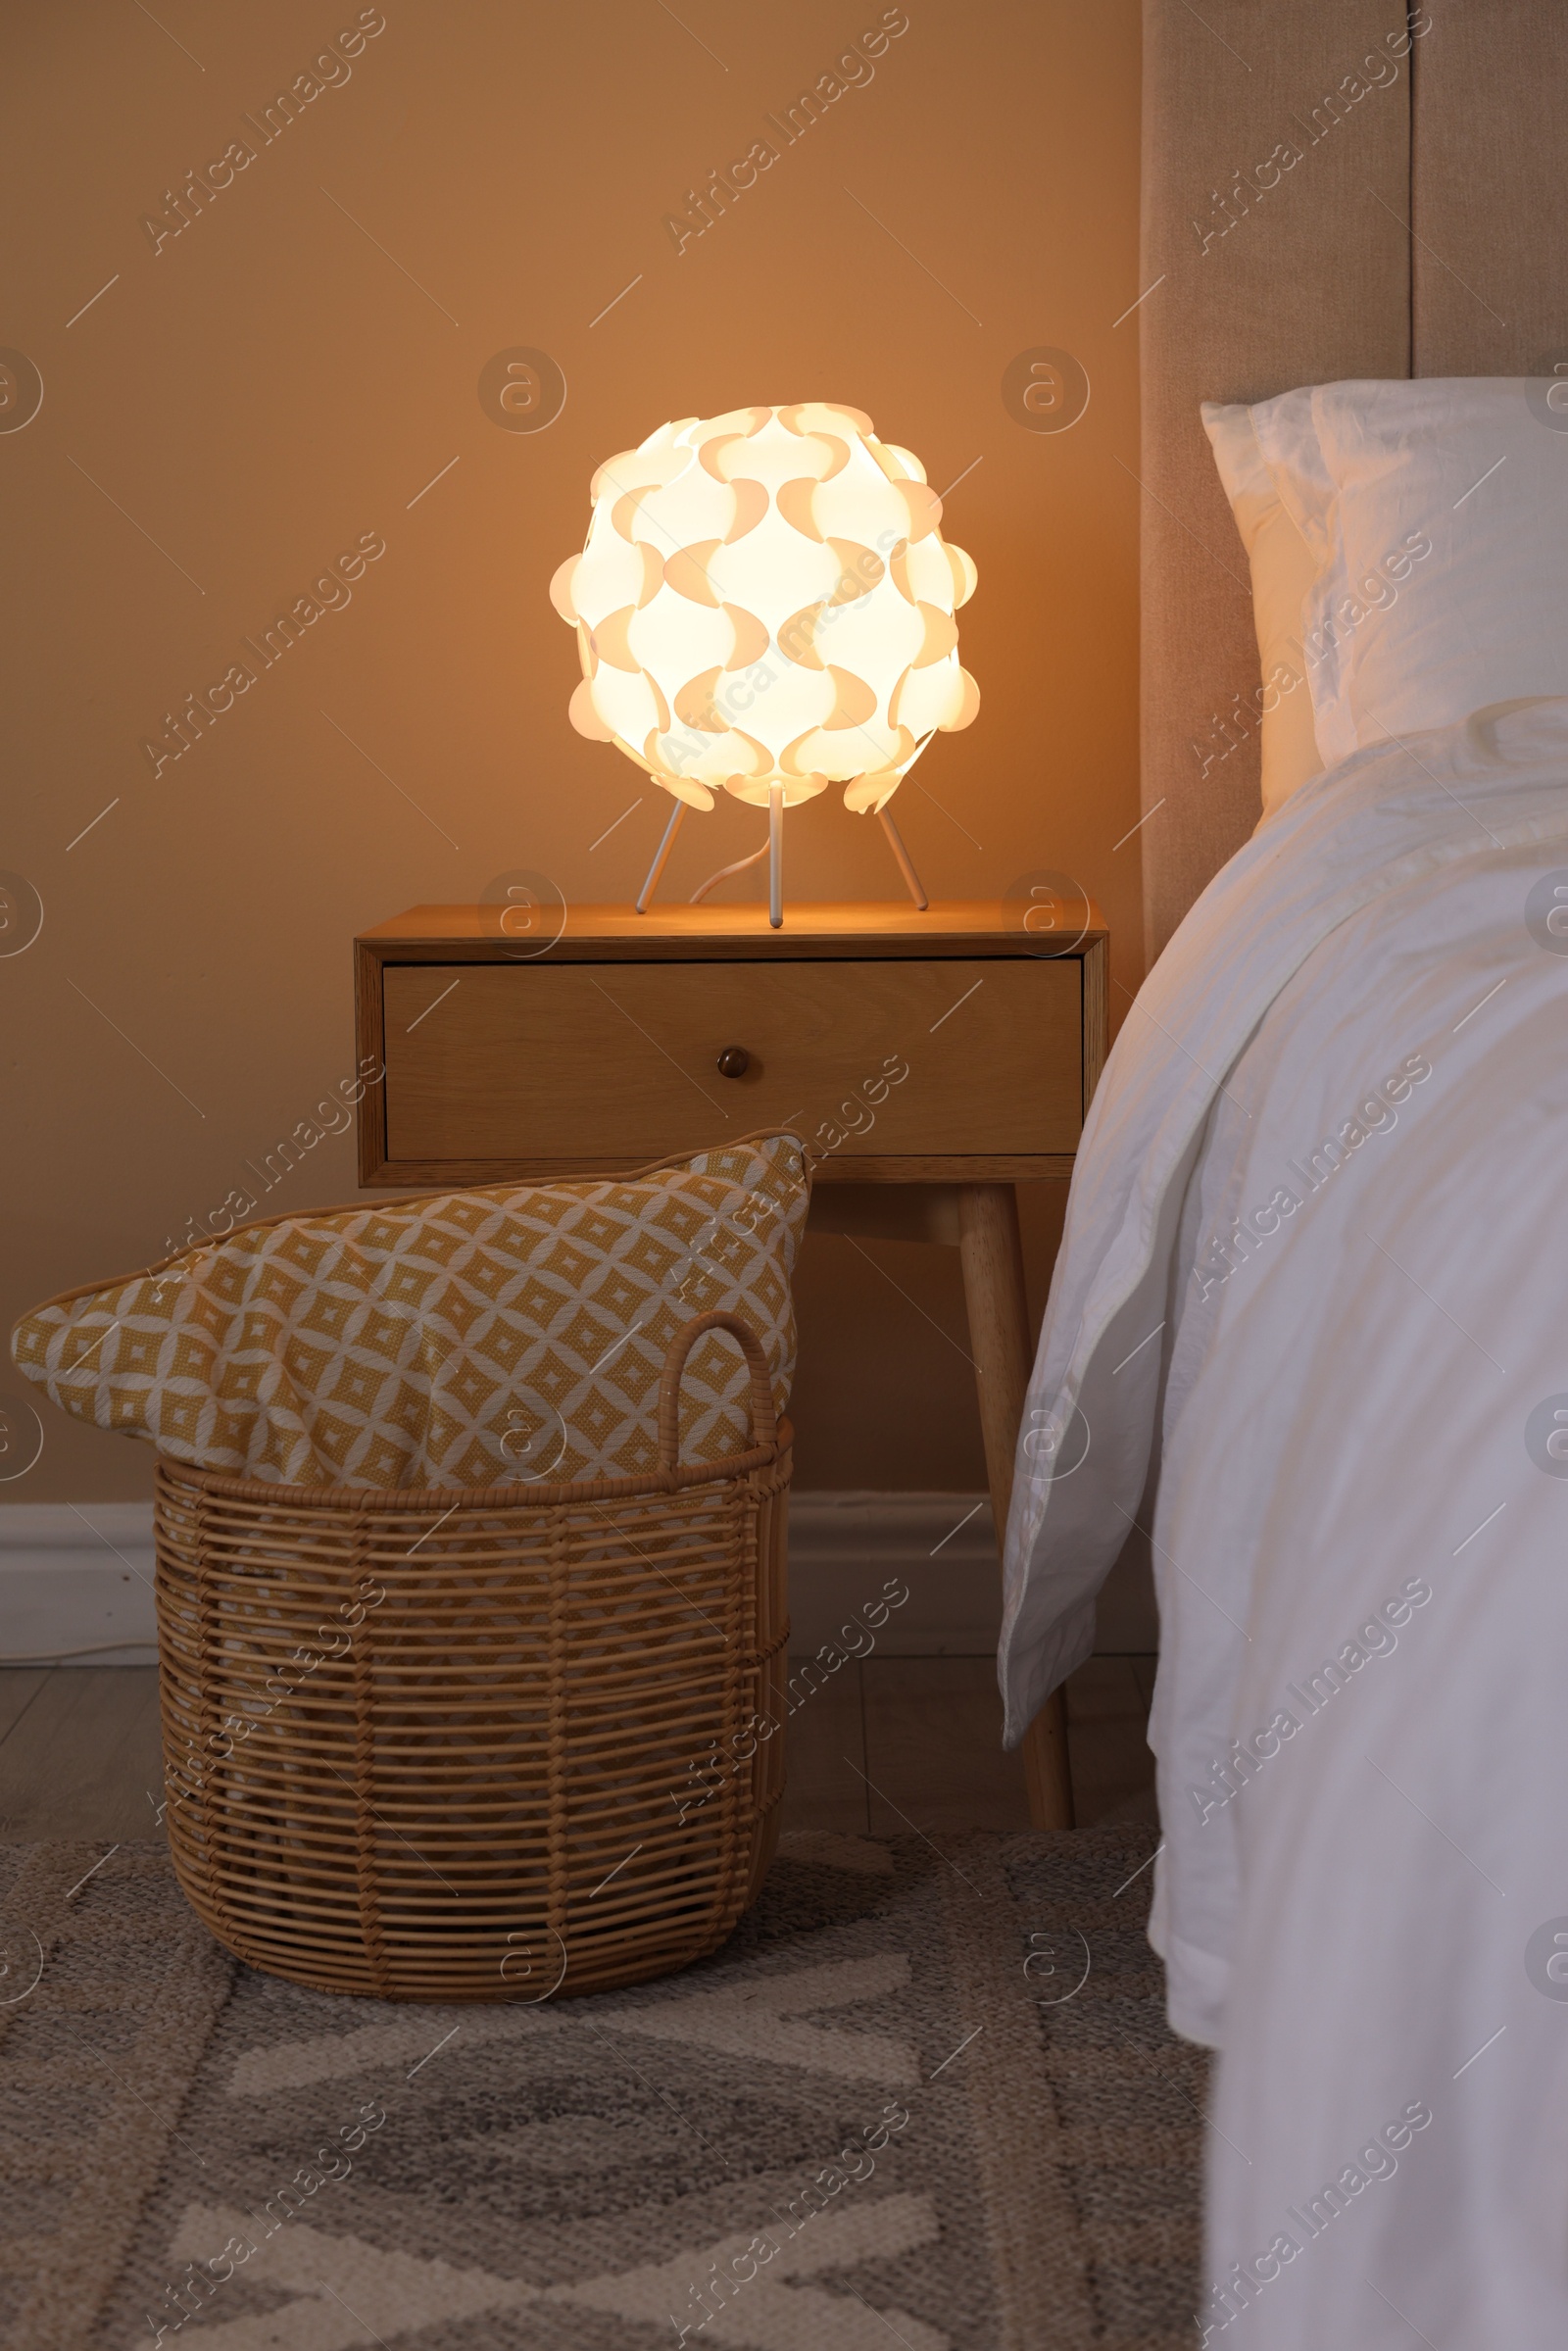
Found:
[658,1310,778,1474]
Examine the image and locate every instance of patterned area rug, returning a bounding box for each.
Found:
[0,1827,1203,2351]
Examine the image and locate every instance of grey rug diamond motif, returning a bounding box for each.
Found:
[0,1826,1201,2350]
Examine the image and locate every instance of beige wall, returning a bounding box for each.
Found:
[1,0,1142,1502]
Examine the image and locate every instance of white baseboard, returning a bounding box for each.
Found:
[789,1492,1003,1655]
[0,1504,160,1664]
[0,1494,1156,1667]
[787,1494,1156,1656]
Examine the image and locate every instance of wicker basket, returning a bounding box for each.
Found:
[155,1310,790,2002]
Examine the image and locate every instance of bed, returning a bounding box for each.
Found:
[1000,6,1568,2343]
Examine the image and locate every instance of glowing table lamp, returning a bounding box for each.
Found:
[550,401,978,926]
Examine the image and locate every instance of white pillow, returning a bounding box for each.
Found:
[1246,377,1568,765]
[1202,402,1324,816]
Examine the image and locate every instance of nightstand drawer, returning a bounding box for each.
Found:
[380,955,1082,1172]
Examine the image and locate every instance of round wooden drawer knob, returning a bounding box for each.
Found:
[715,1046,751,1079]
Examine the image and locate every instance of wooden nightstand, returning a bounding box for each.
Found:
[354,900,1108,1830]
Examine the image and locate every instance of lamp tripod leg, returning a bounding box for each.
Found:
[877,806,929,910]
[635,800,686,913]
[768,786,784,929]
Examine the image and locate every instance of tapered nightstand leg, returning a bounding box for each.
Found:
[957,1182,1075,1831]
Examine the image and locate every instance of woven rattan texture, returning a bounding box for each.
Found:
[155,1311,791,2002]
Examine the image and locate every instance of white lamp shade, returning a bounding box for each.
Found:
[551,401,978,812]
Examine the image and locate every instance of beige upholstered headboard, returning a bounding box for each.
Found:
[1138,0,1568,959]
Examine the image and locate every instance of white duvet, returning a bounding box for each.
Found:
[1000,701,1568,2346]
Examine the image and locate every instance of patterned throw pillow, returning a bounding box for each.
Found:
[12,1134,808,1490]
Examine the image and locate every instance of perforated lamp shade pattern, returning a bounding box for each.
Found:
[550,401,978,816]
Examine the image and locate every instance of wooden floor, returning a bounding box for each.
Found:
[0,1656,1157,1842]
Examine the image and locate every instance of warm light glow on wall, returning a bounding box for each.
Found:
[550,401,978,815]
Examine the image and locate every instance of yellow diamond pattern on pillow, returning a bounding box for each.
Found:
[11,1135,808,1491]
